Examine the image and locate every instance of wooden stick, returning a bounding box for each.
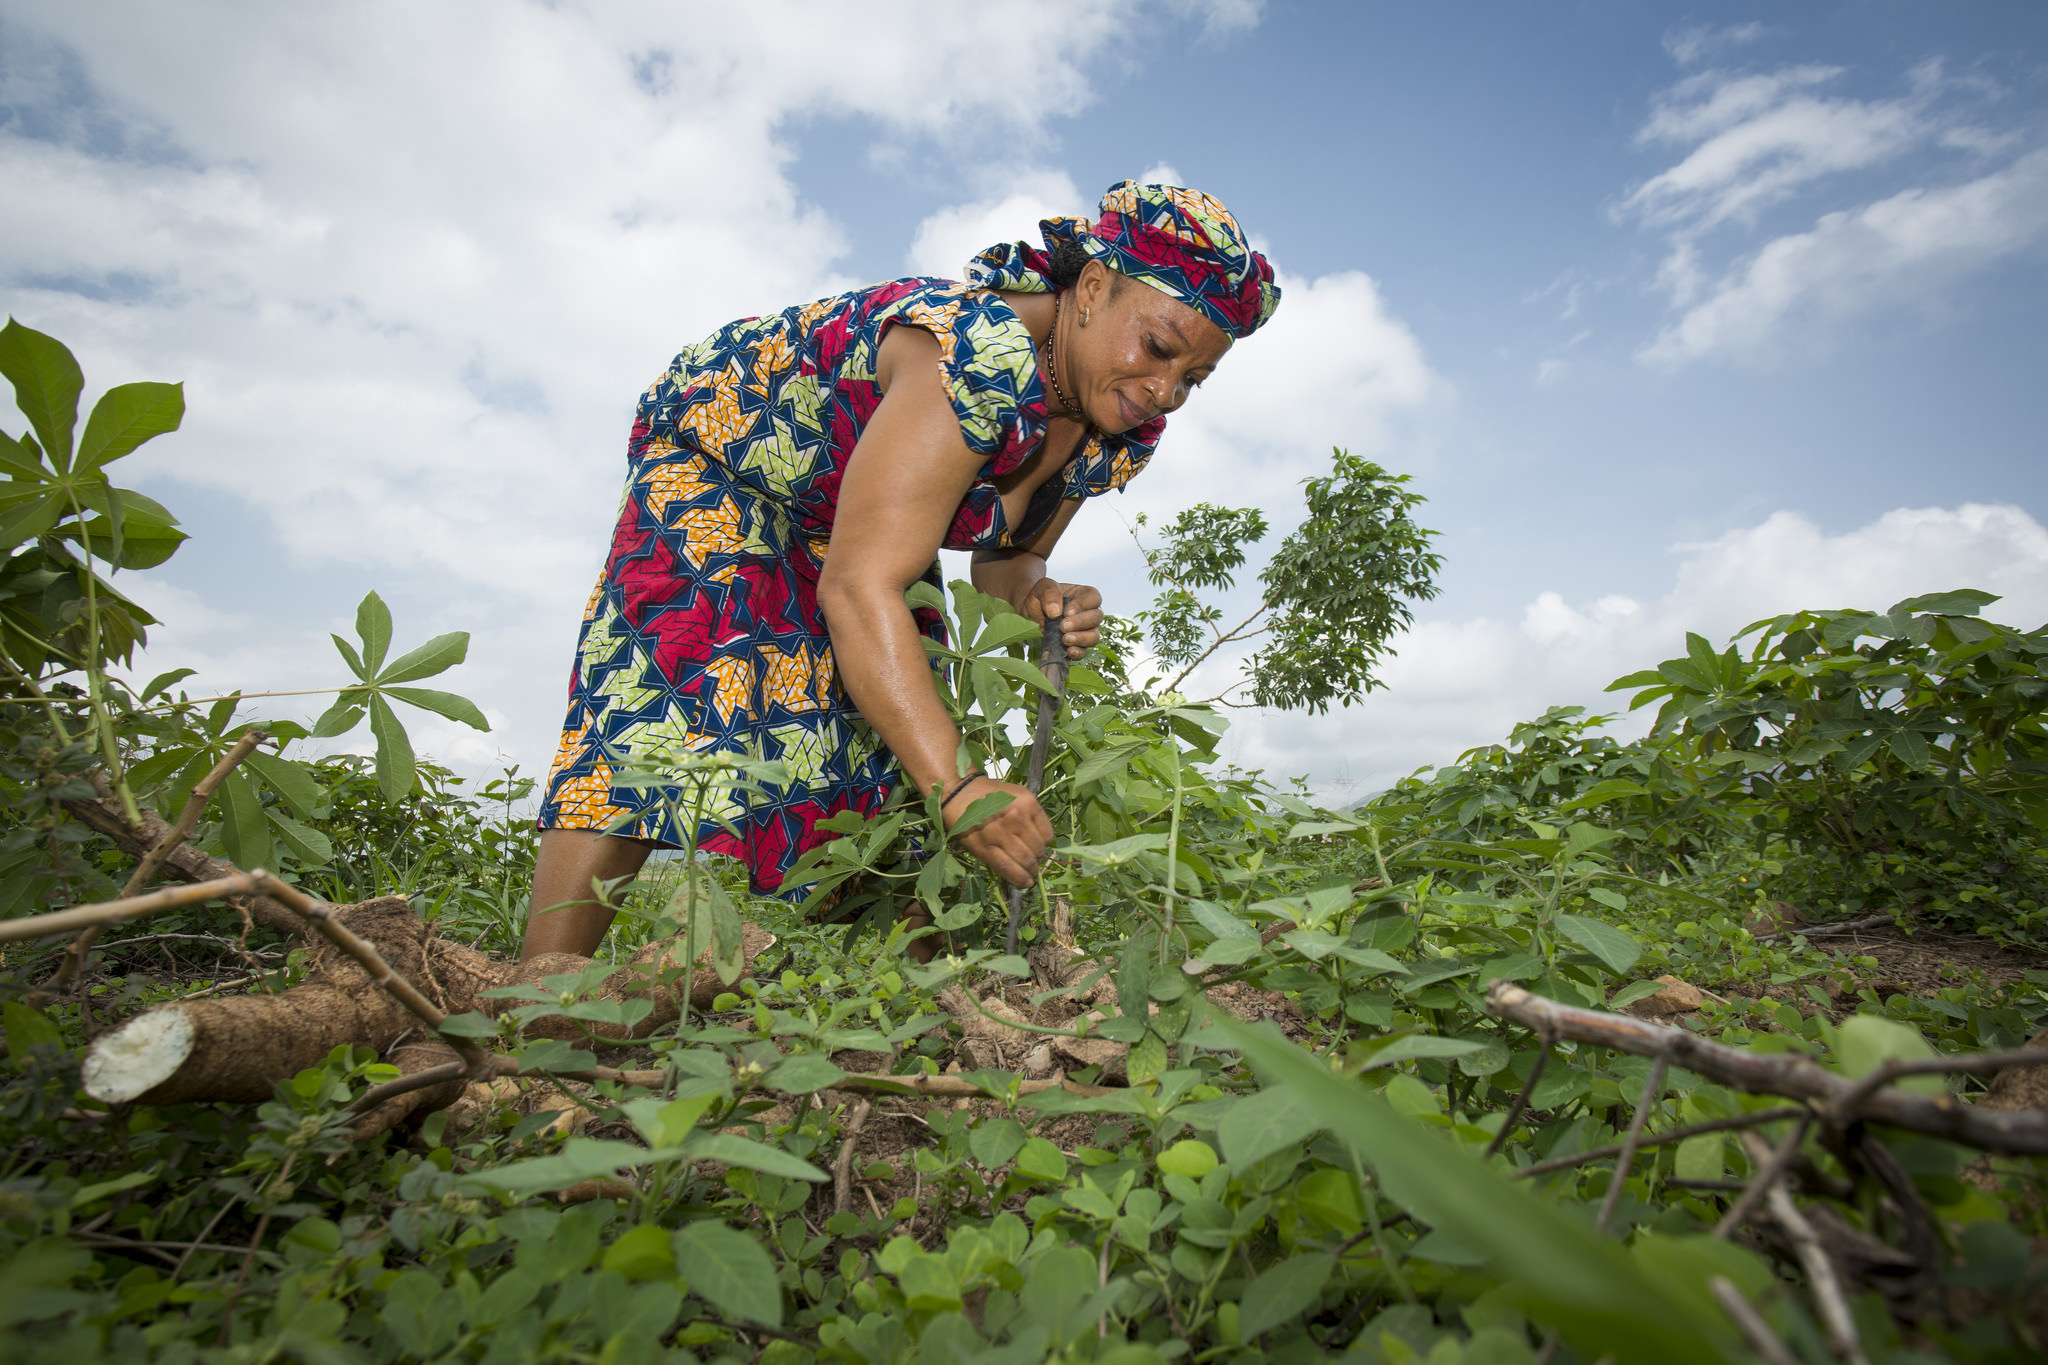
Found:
[832,1099,873,1216]
[1595,1055,1668,1235]
[1753,913,1893,944]
[1486,1033,1553,1159]
[1485,981,2048,1154]
[1714,1113,1812,1239]
[345,1060,472,1114]
[1513,1105,1806,1181]
[1831,1048,2048,1119]
[1708,1276,1801,1365]
[0,874,265,942]
[1743,1132,1870,1365]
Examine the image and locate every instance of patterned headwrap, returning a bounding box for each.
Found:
[964,179,1281,339]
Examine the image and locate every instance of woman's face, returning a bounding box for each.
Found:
[1067,262,1232,434]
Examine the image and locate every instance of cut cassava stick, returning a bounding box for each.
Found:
[1485,981,2048,1154]
[0,873,266,943]
[1742,1130,1871,1365]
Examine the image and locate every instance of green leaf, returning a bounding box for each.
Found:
[377,630,470,684]
[621,1092,718,1148]
[1359,1035,1486,1069]
[75,381,182,471]
[1219,1018,1738,1365]
[1012,1136,1068,1183]
[1830,1015,1943,1096]
[1064,833,1167,867]
[764,1053,846,1095]
[380,684,490,731]
[0,489,66,552]
[1237,1252,1334,1339]
[1553,913,1642,976]
[600,1224,676,1282]
[309,697,364,738]
[355,591,393,676]
[1218,1084,1323,1169]
[1674,1133,1725,1182]
[3,999,63,1061]
[672,1220,783,1327]
[1073,739,1151,786]
[681,1132,829,1183]
[1890,589,1997,616]
[367,693,416,800]
[216,769,274,871]
[969,1117,1028,1168]
[0,319,83,467]
[265,811,334,866]
[240,749,322,818]
[1156,1138,1218,1178]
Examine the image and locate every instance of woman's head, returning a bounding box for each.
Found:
[966,179,1280,432]
[1055,255,1230,433]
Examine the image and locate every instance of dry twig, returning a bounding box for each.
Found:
[0,874,267,943]
[1595,1055,1668,1235]
[1708,1276,1800,1365]
[1512,1105,1806,1181]
[1485,982,2048,1153]
[1714,1113,1812,1239]
[1485,1033,1552,1159]
[832,1098,873,1216]
[1742,1131,1870,1365]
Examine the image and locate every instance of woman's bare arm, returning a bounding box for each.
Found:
[815,326,1055,887]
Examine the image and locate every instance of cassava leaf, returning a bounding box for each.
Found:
[367,693,415,800]
[382,684,490,731]
[76,381,183,472]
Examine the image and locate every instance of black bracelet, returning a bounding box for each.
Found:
[941,769,988,808]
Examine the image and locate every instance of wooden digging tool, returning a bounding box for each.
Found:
[1006,615,1070,956]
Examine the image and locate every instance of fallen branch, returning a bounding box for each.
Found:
[1714,1113,1811,1239]
[1485,982,2048,1154]
[60,773,301,935]
[1753,913,1893,944]
[1513,1106,1806,1180]
[1743,1131,1870,1365]
[1708,1276,1800,1365]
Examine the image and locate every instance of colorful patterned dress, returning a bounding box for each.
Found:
[537,277,1164,895]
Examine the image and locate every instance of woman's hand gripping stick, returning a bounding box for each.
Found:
[1006,614,1070,956]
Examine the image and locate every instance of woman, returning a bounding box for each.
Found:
[522,180,1279,960]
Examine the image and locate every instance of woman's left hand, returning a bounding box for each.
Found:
[1022,579,1103,660]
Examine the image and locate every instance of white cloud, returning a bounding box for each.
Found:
[1179,503,2048,803]
[1619,56,2048,365]
[905,171,1085,279]
[1641,148,2048,366]
[1624,63,1939,232]
[1662,22,1767,69]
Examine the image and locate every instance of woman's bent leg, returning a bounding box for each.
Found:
[522,829,657,959]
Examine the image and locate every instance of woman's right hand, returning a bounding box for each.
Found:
[942,777,1055,888]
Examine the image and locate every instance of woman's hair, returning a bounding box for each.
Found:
[1044,236,1126,296]
[1043,236,1091,290]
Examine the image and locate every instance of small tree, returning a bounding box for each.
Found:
[1133,447,1442,712]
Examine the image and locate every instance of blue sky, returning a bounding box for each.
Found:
[3,1,2045,801]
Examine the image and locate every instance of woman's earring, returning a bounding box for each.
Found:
[1080,307,1090,326]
